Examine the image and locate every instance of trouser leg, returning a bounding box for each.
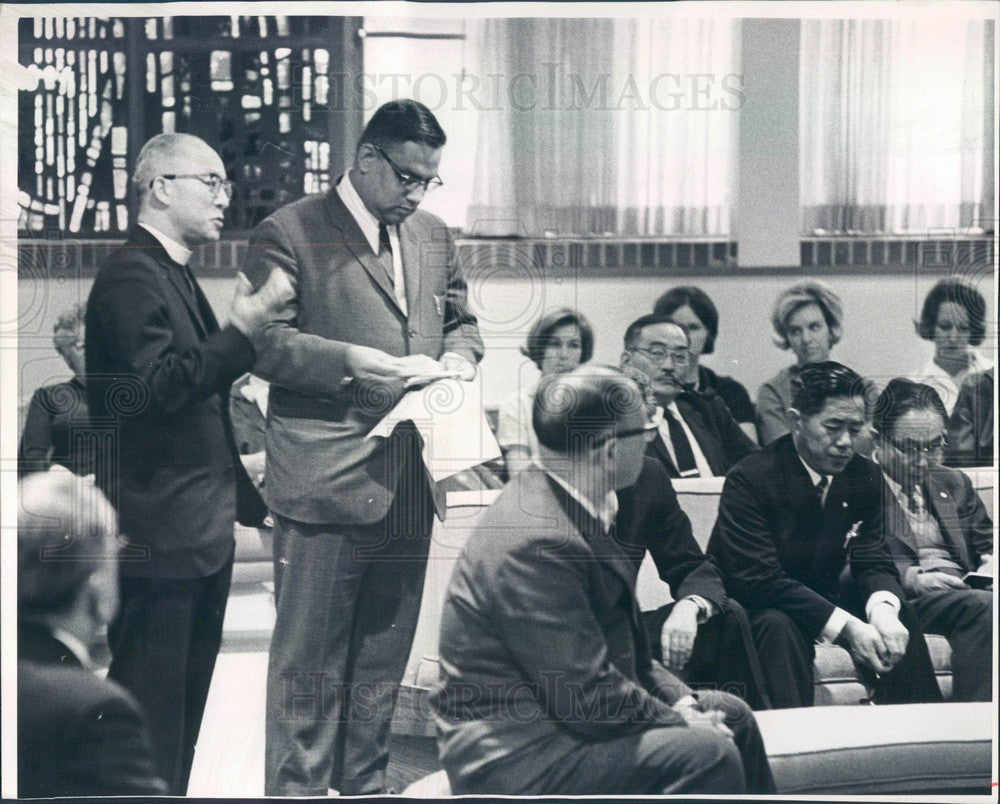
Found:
[749,608,815,708]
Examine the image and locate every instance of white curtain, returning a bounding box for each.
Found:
[800,19,995,234]
[467,17,739,236]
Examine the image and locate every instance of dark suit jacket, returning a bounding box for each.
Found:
[945,368,994,468]
[881,464,993,582]
[648,389,757,478]
[241,188,483,525]
[86,226,264,578]
[707,434,903,640]
[432,465,691,784]
[615,456,727,610]
[696,365,755,424]
[17,623,167,797]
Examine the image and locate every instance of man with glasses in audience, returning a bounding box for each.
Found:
[241,99,483,796]
[86,132,294,793]
[872,379,992,702]
[707,362,943,708]
[620,314,756,479]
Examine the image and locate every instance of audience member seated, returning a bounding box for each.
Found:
[18,303,93,477]
[872,378,992,702]
[945,368,994,468]
[653,285,755,425]
[621,314,755,478]
[496,307,594,477]
[432,367,775,796]
[17,468,167,797]
[708,361,944,709]
[912,278,992,417]
[757,281,848,447]
[613,383,771,708]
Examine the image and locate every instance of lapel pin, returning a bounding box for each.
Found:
[842,501,848,508]
[939,491,947,498]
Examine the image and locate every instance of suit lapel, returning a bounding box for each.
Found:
[677,396,723,475]
[927,471,971,570]
[882,479,919,554]
[129,227,209,339]
[324,190,403,316]
[398,220,421,319]
[646,434,678,477]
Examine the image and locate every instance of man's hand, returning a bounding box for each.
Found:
[346,344,416,381]
[661,599,699,671]
[239,451,266,487]
[867,603,909,667]
[229,269,294,338]
[440,353,477,381]
[910,570,968,594]
[841,618,894,673]
[675,699,733,738]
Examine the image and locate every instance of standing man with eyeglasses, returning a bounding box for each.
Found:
[85,132,294,794]
[241,99,483,796]
[872,379,992,701]
[620,314,755,479]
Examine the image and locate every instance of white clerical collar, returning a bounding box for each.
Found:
[336,172,382,255]
[534,460,618,529]
[138,222,192,266]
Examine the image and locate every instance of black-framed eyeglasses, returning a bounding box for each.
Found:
[615,408,663,441]
[153,173,233,199]
[627,345,690,365]
[370,144,443,193]
[882,433,947,457]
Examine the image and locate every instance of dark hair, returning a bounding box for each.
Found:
[915,278,987,346]
[358,99,446,151]
[789,361,868,417]
[623,313,681,351]
[522,308,595,369]
[653,286,719,354]
[533,367,644,453]
[871,378,948,437]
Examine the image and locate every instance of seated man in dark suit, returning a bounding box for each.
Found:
[708,361,943,709]
[872,378,992,701]
[432,367,774,796]
[945,368,994,468]
[615,365,770,709]
[620,314,756,478]
[17,468,167,797]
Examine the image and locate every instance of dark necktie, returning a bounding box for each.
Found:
[377,222,394,287]
[908,483,926,516]
[816,475,829,507]
[664,408,699,477]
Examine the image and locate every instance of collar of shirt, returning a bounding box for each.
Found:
[138,222,192,266]
[337,172,388,255]
[658,401,714,478]
[534,460,618,530]
[796,452,831,494]
[48,625,92,668]
[915,353,994,414]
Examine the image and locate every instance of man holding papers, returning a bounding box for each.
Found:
[242,99,483,796]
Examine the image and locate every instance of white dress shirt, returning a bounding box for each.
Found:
[657,401,713,478]
[913,352,993,416]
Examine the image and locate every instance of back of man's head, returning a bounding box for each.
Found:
[790,360,867,417]
[358,99,446,151]
[18,469,118,621]
[533,366,644,454]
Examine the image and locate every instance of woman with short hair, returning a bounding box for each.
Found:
[496,307,595,477]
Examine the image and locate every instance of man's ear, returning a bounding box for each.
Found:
[620,352,631,369]
[356,142,377,174]
[787,406,803,433]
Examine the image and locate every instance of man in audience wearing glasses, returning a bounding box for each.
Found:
[620,314,756,480]
[432,367,774,796]
[708,362,943,709]
[872,379,992,702]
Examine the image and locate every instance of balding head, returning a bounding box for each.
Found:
[133,133,218,200]
[18,468,119,627]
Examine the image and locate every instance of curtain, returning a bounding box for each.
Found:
[800,19,995,235]
[466,17,740,237]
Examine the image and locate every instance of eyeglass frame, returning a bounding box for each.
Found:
[369,144,444,193]
[626,345,691,365]
[152,173,234,199]
[613,406,664,441]
[880,432,948,457]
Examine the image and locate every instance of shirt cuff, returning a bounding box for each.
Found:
[674,694,698,710]
[865,591,901,619]
[821,606,851,643]
[682,595,715,623]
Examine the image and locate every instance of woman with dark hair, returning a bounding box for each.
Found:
[755,281,844,446]
[18,303,92,477]
[912,278,991,416]
[871,378,992,702]
[496,307,595,477]
[653,286,754,424]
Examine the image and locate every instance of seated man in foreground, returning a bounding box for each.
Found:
[872,379,992,702]
[17,469,167,797]
[707,361,943,709]
[432,367,774,795]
